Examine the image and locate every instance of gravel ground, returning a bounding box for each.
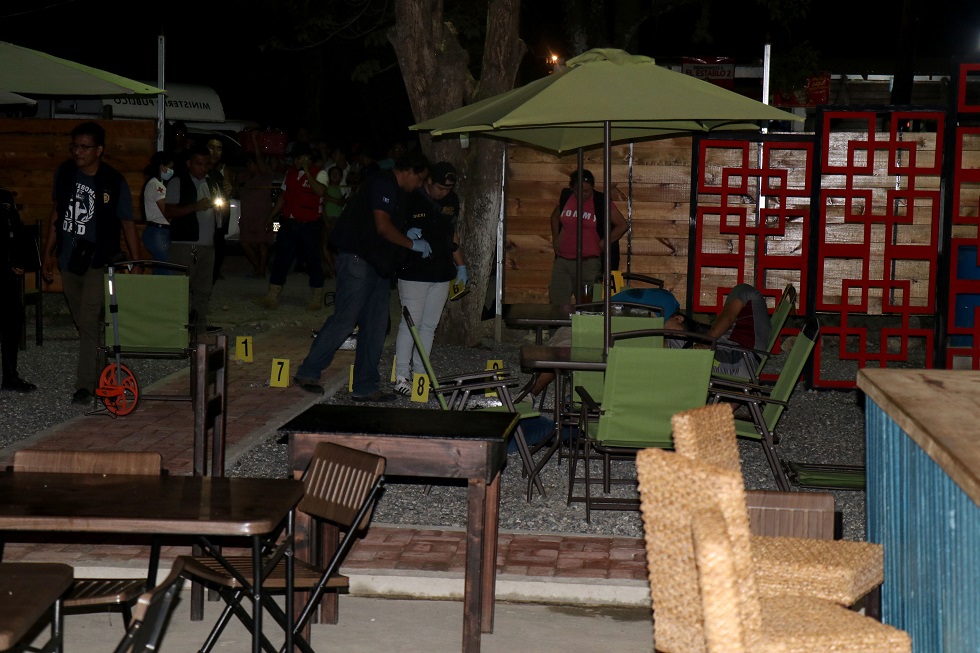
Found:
[1,255,870,541]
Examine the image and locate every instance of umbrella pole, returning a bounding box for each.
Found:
[603,121,612,354]
[575,148,584,305]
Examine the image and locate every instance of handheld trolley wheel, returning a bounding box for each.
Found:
[96,363,140,416]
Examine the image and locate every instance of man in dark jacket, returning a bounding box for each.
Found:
[292,150,430,400]
[1,185,36,392]
[41,122,141,404]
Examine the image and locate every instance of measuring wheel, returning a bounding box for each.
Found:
[96,363,140,416]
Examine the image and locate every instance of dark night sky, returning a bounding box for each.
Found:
[3,0,980,147]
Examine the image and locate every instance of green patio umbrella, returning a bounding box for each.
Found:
[0,41,164,96]
[412,48,801,350]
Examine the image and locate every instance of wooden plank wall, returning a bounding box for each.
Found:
[505,138,696,304]
[0,118,156,290]
[503,130,953,313]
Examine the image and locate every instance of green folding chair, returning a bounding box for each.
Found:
[97,261,192,416]
[711,283,797,386]
[568,333,716,522]
[709,317,863,491]
[402,307,547,500]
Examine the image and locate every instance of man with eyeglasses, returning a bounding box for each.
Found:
[391,161,467,397]
[291,149,431,400]
[41,121,141,405]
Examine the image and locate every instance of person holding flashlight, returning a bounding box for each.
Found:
[165,144,224,339]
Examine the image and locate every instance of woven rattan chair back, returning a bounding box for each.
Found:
[671,403,742,474]
[636,448,760,653]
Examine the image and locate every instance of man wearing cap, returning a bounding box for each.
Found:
[549,168,628,305]
[392,161,467,396]
[253,142,328,311]
[291,149,431,401]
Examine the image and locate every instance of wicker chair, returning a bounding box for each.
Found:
[636,448,910,653]
[670,403,883,609]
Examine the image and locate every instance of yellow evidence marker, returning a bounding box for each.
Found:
[410,372,430,403]
[235,336,253,362]
[270,358,290,387]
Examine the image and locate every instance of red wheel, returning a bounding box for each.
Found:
[96,363,140,416]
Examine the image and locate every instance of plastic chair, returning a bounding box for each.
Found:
[634,447,910,653]
[402,306,546,500]
[10,449,163,626]
[177,442,385,653]
[671,404,884,613]
[111,559,186,653]
[567,331,716,522]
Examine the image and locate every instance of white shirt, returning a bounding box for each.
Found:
[143,177,168,225]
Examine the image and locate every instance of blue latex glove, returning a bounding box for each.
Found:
[406,227,423,240]
[411,238,432,258]
[455,264,469,286]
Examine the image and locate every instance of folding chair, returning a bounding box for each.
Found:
[97,260,193,416]
[402,306,547,500]
[10,449,163,626]
[709,317,835,491]
[710,283,797,386]
[17,222,43,350]
[111,559,185,653]
[671,404,884,614]
[177,442,385,653]
[568,329,716,522]
[0,562,72,653]
[635,448,909,653]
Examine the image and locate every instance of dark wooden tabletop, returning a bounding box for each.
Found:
[279,404,518,442]
[0,473,304,536]
[0,562,73,650]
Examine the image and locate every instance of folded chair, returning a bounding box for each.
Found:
[177,442,385,653]
[710,283,797,386]
[111,559,186,653]
[671,404,884,612]
[10,449,163,627]
[568,329,715,522]
[635,448,910,653]
[402,306,546,500]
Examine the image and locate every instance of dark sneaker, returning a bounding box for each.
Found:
[293,377,324,395]
[1,378,37,393]
[71,388,92,404]
[352,390,396,403]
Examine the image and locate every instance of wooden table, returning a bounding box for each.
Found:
[279,405,518,653]
[503,304,572,344]
[0,472,304,653]
[0,563,73,653]
[858,368,980,653]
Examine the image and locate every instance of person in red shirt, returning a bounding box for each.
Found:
[548,169,627,305]
[253,143,327,311]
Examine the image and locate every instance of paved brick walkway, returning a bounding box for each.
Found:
[0,325,648,587]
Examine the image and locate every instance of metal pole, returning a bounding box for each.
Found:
[603,121,612,353]
[494,147,507,341]
[156,35,165,151]
[575,148,584,303]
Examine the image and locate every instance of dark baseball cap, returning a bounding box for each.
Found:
[569,169,595,186]
[430,162,457,187]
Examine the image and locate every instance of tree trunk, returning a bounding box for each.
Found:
[389,0,525,345]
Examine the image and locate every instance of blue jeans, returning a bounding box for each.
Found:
[295,252,390,395]
[394,279,450,380]
[141,224,173,275]
[269,219,323,288]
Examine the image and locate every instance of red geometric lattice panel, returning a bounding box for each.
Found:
[816,110,944,387]
[945,125,980,368]
[693,138,813,313]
